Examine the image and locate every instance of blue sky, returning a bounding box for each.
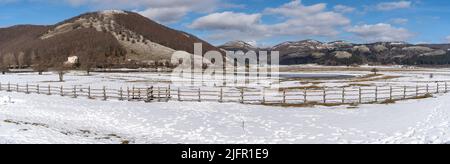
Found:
[1,0,449,46]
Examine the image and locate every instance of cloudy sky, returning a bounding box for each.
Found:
[0,0,449,46]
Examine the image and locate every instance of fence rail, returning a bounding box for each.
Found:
[0,81,447,106]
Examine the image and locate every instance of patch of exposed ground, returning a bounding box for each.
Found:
[2,119,133,144]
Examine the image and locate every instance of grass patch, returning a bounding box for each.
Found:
[347,106,359,109]
[299,81,324,85]
[380,99,397,104]
[3,119,49,128]
[361,74,383,78]
[349,75,402,83]
[342,83,374,88]
[279,85,323,91]
[408,93,433,100]
[40,80,64,83]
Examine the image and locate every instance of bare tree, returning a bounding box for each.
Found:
[32,62,49,75]
[80,62,95,76]
[54,65,70,82]
[17,52,26,69]
[371,68,379,75]
[0,64,8,75]
[3,53,15,68]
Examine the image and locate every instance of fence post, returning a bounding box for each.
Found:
[132,86,135,99]
[389,86,393,100]
[165,87,169,101]
[127,87,130,101]
[303,89,307,103]
[146,87,151,102]
[60,86,63,96]
[219,88,223,103]
[177,88,181,101]
[375,86,378,102]
[119,87,123,101]
[323,88,326,104]
[168,85,171,98]
[0,82,2,91]
[282,89,286,104]
[88,86,91,99]
[359,87,362,104]
[426,84,429,94]
[240,88,244,104]
[158,86,161,102]
[416,85,419,97]
[445,82,448,93]
[342,88,345,104]
[403,86,407,99]
[73,86,77,98]
[103,86,107,101]
[37,84,40,94]
[138,88,141,100]
[7,82,11,92]
[47,85,51,95]
[199,88,202,102]
[150,86,154,99]
[26,84,29,94]
[437,83,440,93]
[262,88,266,104]
[16,83,19,92]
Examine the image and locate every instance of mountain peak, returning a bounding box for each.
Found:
[300,39,322,44]
[219,40,257,51]
[99,10,128,15]
[223,40,255,48]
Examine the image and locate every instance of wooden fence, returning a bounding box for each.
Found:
[0,82,447,106]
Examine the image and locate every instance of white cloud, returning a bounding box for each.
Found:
[390,18,409,24]
[376,1,412,11]
[189,12,269,42]
[137,7,190,24]
[189,12,262,31]
[264,0,327,17]
[189,0,351,42]
[63,0,221,23]
[334,5,355,13]
[347,23,413,42]
[261,0,351,37]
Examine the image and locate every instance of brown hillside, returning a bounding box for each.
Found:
[0,10,220,69]
[114,11,219,54]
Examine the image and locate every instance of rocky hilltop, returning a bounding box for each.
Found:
[220,40,450,66]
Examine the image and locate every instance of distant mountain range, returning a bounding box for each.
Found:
[219,40,450,66]
[1,10,450,70]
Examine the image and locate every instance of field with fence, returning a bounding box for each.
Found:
[0,81,447,106]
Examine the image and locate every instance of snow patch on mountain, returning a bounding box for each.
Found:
[100,10,128,15]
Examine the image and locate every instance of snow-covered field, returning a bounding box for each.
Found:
[1,66,450,144]
[1,90,450,144]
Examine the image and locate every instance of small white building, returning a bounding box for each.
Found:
[64,56,79,65]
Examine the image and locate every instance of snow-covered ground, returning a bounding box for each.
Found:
[1,66,450,144]
[1,90,449,144]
